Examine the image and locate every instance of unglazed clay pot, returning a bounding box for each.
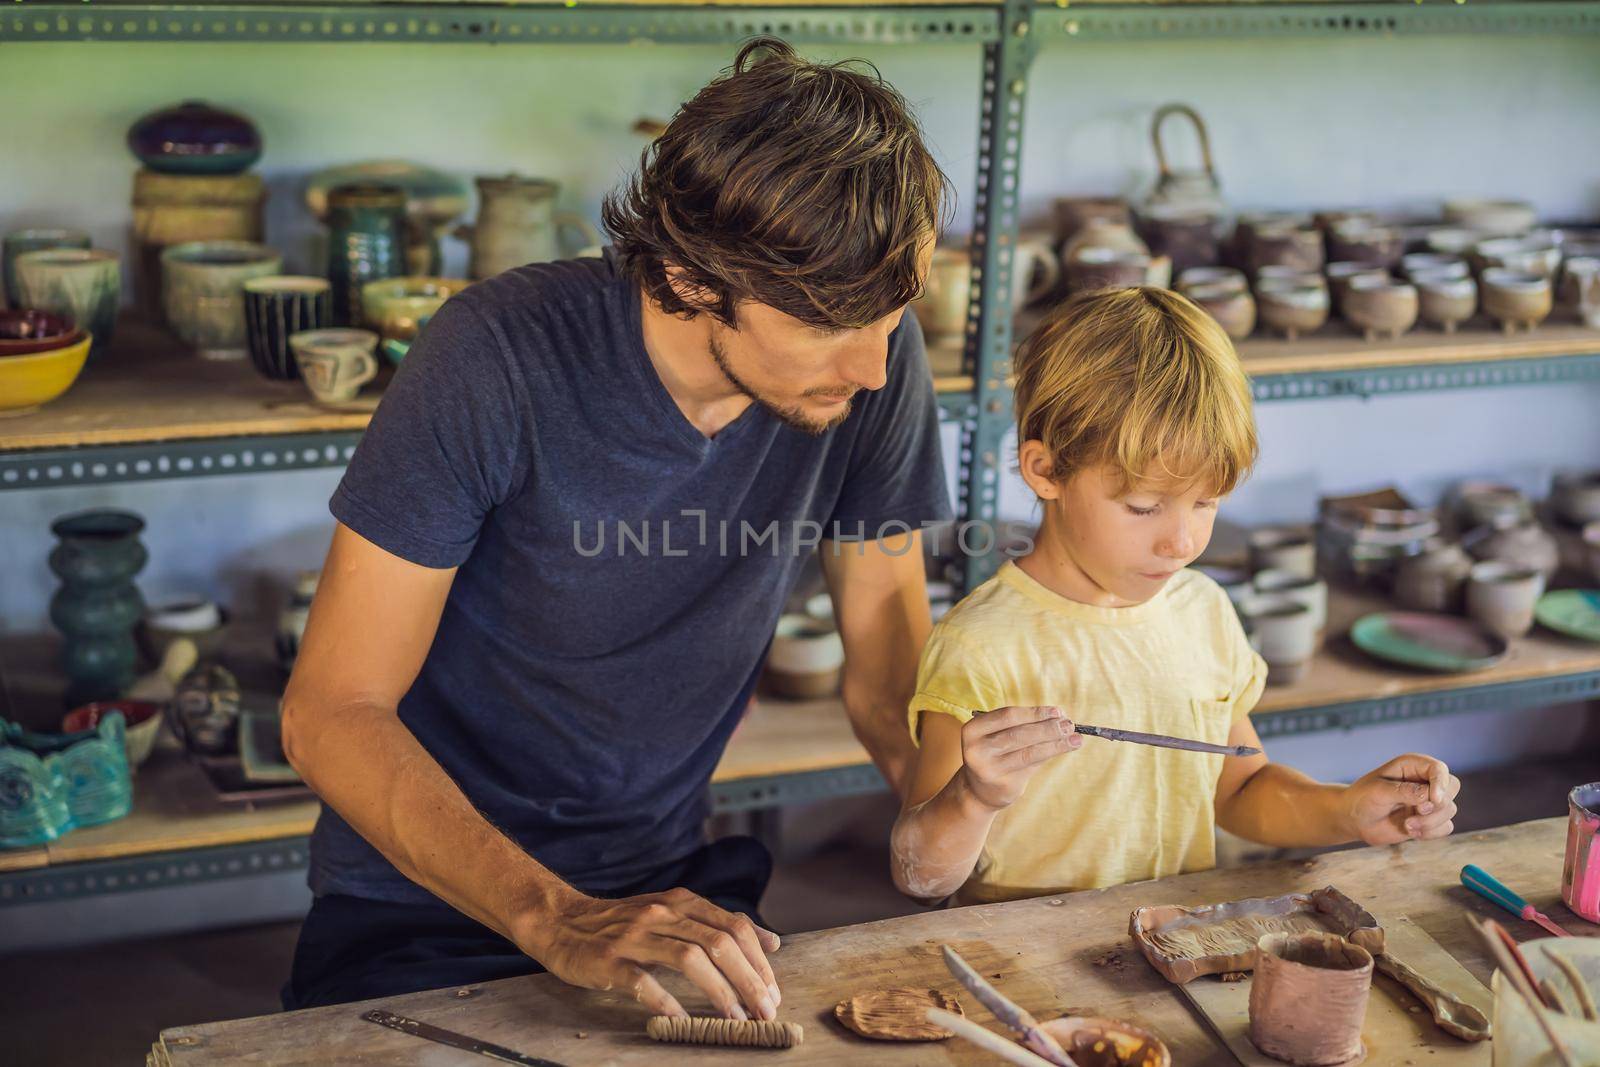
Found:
[1248,224,1324,278]
[1256,265,1325,289]
[1255,278,1329,341]
[1186,281,1255,341]
[1466,560,1545,640]
[1423,227,1484,257]
[1253,568,1328,632]
[1328,220,1404,268]
[1062,219,1148,267]
[1475,233,1562,279]
[1466,519,1560,581]
[913,247,972,341]
[1066,247,1150,295]
[1552,469,1600,527]
[1136,204,1220,275]
[1051,196,1131,249]
[1443,197,1536,237]
[1342,275,1418,342]
[1399,252,1468,282]
[1393,538,1473,614]
[1230,212,1311,267]
[1248,526,1317,579]
[1176,266,1246,294]
[1249,933,1373,1067]
[1451,482,1533,532]
[1325,261,1388,311]
[1413,271,1478,334]
[1238,593,1316,686]
[1561,255,1600,328]
[1480,268,1552,334]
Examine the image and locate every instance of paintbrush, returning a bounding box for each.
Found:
[1468,915,1580,1067]
[1074,723,1260,757]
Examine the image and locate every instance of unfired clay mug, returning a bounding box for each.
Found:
[290,328,379,404]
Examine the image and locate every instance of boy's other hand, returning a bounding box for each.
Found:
[958,705,1082,811]
[1344,753,1460,845]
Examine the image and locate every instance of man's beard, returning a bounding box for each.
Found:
[708,334,855,436]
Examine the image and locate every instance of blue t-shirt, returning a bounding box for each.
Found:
[310,253,953,904]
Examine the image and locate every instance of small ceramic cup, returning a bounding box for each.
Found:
[1185,281,1256,341]
[1561,255,1600,328]
[3,226,91,307]
[290,328,380,404]
[1238,592,1317,685]
[1413,271,1478,334]
[1342,275,1418,343]
[1324,261,1388,312]
[1252,569,1328,633]
[1248,526,1317,579]
[360,276,469,342]
[1176,266,1247,295]
[764,613,845,699]
[912,248,972,342]
[1480,268,1553,335]
[1399,252,1468,282]
[1466,560,1545,640]
[243,276,332,381]
[1551,470,1600,527]
[162,240,283,359]
[13,248,121,361]
[1254,278,1329,341]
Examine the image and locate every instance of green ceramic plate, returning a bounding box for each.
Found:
[1535,590,1600,643]
[1349,611,1509,673]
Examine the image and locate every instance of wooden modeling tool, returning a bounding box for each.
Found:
[361,1010,568,1065]
[940,945,1079,1067]
[1074,723,1260,757]
[1460,864,1571,937]
[645,1016,803,1048]
[1467,915,1579,1067]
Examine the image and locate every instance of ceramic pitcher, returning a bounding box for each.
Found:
[458,176,598,281]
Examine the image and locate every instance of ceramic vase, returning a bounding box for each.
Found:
[326,183,408,326]
[3,227,90,308]
[458,175,599,282]
[913,248,972,341]
[127,100,261,175]
[48,509,148,708]
[14,248,121,362]
[161,240,282,359]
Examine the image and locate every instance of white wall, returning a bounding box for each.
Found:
[3,33,1598,777]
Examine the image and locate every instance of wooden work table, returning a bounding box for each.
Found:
[148,818,1593,1065]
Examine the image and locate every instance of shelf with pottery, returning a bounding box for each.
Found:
[0,314,978,484]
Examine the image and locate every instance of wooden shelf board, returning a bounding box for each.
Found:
[0,317,976,454]
[1236,315,1600,378]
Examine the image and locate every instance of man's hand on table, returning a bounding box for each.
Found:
[522,886,783,1021]
[1344,753,1461,845]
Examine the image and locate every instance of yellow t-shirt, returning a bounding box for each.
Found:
[909,560,1267,905]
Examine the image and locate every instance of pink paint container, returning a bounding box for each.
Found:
[1563,783,1600,923]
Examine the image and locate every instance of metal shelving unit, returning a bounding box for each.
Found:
[4,0,1600,903]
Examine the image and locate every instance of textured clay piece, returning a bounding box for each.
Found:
[1248,932,1373,1066]
[834,987,962,1041]
[1128,886,1384,984]
[644,1016,803,1048]
[1040,1015,1173,1067]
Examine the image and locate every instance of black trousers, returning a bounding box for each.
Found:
[281,835,773,1011]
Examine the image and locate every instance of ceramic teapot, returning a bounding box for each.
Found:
[457,175,599,281]
[1143,104,1226,225]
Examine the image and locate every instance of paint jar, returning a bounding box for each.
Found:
[1563,782,1600,923]
[1249,932,1372,1066]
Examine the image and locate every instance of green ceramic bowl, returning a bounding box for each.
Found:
[1349,611,1509,673]
[1534,590,1600,643]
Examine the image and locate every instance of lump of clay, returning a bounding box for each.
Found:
[834,988,963,1041]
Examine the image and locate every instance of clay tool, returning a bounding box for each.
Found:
[361,1009,567,1065]
[645,1016,803,1048]
[1074,723,1260,757]
[1468,915,1579,1067]
[1371,949,1491,1041]
[940,945,1079,1066]
[1461,863,1571,937]
[927,1007,1059,1067]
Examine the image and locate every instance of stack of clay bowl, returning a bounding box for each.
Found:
[1445,481,1558,641]
[1317,487,1439,589]
[1233,525,1328,685]
[1422,199,1556,334]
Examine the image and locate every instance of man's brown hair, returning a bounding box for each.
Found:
[603,37,949,331]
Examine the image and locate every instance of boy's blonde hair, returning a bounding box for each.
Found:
[1014,287,1258,496]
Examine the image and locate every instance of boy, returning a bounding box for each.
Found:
[891,287,1460,905]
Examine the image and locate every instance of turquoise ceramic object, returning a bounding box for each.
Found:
[13,248,121,362]
[1534,589,1600,643]
[1349,611,1509,673]
[49,509,148,707]
[0,713,132,848]
[325,184,407,327]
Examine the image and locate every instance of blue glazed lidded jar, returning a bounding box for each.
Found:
[127,100,262,176]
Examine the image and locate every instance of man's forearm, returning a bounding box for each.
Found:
[282,694,577,952]
[1216,762,1355,848]
[841,675,917,797]
[889,769,995,901]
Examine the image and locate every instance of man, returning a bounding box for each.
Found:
[280,38,953,1021]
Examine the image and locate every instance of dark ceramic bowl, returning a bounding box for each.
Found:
[0,308,82,356]
[127,100,262,175]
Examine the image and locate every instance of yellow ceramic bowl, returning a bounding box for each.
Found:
[360,276,469,341]
[0,331,91,416]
